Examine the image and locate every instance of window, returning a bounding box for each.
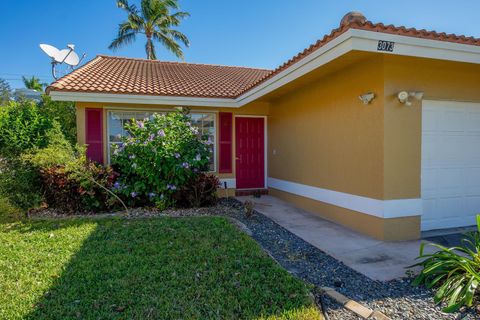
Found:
[107,111,216,171]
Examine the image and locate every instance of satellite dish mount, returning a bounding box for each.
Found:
[40,43,86,79]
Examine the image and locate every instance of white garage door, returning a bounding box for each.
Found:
[422,100,480,231]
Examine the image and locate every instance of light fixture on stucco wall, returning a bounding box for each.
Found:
[359,92,375,105]
[397,91,424,106]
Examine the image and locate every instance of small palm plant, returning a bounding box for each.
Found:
[411,215,480,312]
[22,76,46,92]
[109,0,190,60]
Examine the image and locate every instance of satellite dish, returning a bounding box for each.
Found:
[56,49,70,61]
[40,44,62,62]
[39,43,86,79]
[62,50,80,66]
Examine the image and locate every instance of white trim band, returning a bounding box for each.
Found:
[49,91,239,107]
[268,177,422,219]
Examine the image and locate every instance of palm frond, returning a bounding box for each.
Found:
[170,11,190,24]
[117,0,138,14]
[22,76,44,91]
[152,31,183,59]
[140,0,153,21]
[162,29,189,47]
[118,20,142,37]
[161,0,180,10]
[109,32,137,50]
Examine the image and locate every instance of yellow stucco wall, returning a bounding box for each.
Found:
[268,54,385,199]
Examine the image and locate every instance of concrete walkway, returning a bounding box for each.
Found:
[237,195,431,282]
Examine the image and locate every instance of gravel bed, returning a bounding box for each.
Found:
[31,199,477,319]
[215,198,477,320]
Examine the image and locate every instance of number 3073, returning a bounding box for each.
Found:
[377,40,395,52]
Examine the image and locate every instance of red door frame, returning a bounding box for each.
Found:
[235,116,265,189]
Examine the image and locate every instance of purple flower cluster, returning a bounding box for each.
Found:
[203,139,214,146]
[181,162,189,169]
[157,129,165,137]
[166,184,177,191]
[112,181,123,190]
[136,121,145,129]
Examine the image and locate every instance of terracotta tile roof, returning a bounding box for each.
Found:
[47,55,272,98]
[48,12,480,99]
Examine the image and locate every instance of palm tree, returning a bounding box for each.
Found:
[109,0,190,60]
[22,76,45,92]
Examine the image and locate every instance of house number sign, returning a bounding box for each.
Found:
[377,40,395,52]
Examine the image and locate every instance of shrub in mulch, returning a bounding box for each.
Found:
[39,163,119,213]
[173,173,220,208]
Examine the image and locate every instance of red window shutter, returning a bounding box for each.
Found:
[85,108,104,163]
[218,112,233,173]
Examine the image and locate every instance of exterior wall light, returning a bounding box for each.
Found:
[397,91,424,106]
[359,92,375,105]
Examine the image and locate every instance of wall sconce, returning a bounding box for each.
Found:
[397,91,424,106]
[359,92,375,105]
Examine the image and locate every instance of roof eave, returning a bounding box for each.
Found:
[49,90,241,108]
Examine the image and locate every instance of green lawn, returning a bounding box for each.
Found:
[0,216,321,319]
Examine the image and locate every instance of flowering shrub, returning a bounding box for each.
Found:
[112,109,212,208]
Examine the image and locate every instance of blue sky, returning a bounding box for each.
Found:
[1,0,480,89]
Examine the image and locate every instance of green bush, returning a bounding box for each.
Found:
[0,96,77,212]
[0,158,42,210]
[0,96,76,157]
[174,173,220,208]
[25,135,120,213]
[38,161,119,213]
[0,99,56,156]
[411,215,480,312]
[112,109,212,208]
[39,95,77,145]
[0,122,74,211]
[22,122,76,169]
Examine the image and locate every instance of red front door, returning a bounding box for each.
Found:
[235,117,265,189]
